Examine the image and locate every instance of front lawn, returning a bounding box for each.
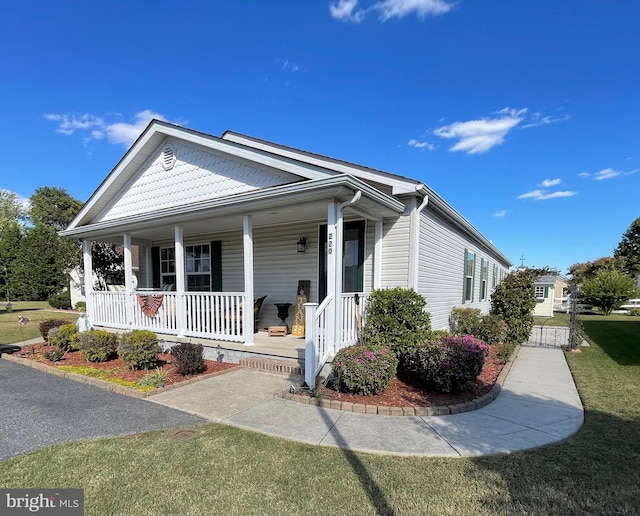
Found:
[0,302,78,344]
[0,314,638,515]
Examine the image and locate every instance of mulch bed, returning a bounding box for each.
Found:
[310,347,505,408]
[19,342,237,386]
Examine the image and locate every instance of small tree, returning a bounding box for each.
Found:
[491,267,548,344]
[580,269,639,316]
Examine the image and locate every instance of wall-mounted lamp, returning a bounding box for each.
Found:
[297,235,307,253]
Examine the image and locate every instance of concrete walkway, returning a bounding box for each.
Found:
[148,346,584,456]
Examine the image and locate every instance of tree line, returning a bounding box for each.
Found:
[568,217,640,315]
[0,187,122,304]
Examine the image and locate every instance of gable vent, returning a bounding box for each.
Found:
[161,145,177,170]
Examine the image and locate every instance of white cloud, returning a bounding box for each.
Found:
[541,178,561,187]
[517,189,576,201]
[45,110,173,147]
[330,0,365,22]
[374,0,455,21]
[521,112,570,128]
[593,168,620,180]
[579,172,591,178]
[329,0,454,23]
[433,107,526,154]
[43,113,104,135]
[281,60,300,72]
[493,210,506,217]
[408,139,435,150]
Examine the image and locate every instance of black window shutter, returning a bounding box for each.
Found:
[211,241,222,291]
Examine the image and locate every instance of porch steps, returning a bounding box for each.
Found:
[239,357,304,377]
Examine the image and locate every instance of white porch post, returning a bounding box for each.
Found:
[123,233,133,327]
[174,226,187,337]
[82,240,93,321]
[326,201,338,354]
[243,215,255,344]
[334,203,345,354]
[374,219,383,289]
[304,302,318,389]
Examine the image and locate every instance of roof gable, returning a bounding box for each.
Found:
[96,137,303,223]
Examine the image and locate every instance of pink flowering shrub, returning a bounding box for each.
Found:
[402,335,489,393]
[331,345,398,396]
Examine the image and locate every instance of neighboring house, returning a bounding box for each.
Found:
[534,274,568,317]
[60,120,512,384]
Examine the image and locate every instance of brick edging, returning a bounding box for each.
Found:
[1,352,241,399]
[275,345,521,416]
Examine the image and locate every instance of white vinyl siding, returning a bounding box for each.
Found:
[381,207,411,288]
[417,210,509,330]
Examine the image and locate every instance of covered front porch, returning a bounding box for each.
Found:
[71,175,401,384]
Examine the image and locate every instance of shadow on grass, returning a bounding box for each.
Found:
[317,407,396,516]
[469,408,640,515]
[582,319,640,365]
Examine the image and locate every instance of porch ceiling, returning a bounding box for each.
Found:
[62,175,404,244]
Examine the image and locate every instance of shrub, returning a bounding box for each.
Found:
[428,329,453,341]
[137,368,172,388]
[170,342,205,376]
[117,330,161,370]
[628,308,640,317]
[491,267,548,344]
[43,349,65,362]
[75,301,86,311]
[39,319,72,341]
[476,314,509,345]
[77,330,118,362]
[362,287,431,357]
[494,342,516,364]
[403,335,489,393]
[47,324,79,351]
[450,307,482,336]
[48,290,71,309]
[331,345,398,396]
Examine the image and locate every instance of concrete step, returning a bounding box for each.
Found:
[239,357,304,376]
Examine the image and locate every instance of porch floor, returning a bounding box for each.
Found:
[153,329,307,364]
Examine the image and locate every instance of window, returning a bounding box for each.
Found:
[185,244,211,292]
[160,247,176,288]
[480,259,488,300]
[535,286,548,299]
[463,249,475,303]
[492,264,497,289]
[156,242,222,292]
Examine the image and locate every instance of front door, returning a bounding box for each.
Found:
[319,220,365,301]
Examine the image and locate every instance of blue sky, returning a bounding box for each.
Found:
[1,0,638,274]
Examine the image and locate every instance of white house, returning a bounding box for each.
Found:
[60,120,511,385]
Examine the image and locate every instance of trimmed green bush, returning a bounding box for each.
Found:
[170,342,205,376]
[117,330,161,370]
[403,335,489,393]
[77,330,118,362]
[47,324,79,351]
[494,342,516,364]
[331,345,398,396]
[48,290,71,309]
[476,314,509,345]
[43,349,65,362]
[628,308,640,317]
[39,319,72,341]
[362,287,431,356]
[450,307,482,336]
[75,301,86,311]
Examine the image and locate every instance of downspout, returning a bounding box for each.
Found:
[409,185,429,291]
[334,190,362,353]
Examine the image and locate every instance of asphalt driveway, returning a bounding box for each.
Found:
[0,359,206,460]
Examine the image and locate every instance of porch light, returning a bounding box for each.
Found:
[297,235,307,253]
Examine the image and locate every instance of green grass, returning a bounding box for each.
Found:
[0,314,639,515]
[0,301,78,344]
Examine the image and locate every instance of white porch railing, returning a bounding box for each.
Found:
[89,290,245,342]
[304,292,368,389]
[90,291,128,329]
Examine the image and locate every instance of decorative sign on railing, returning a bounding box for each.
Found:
[137,294,164,317]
